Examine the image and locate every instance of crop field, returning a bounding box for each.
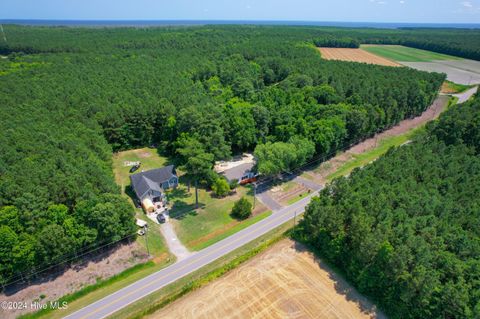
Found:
[401,60,480,85]
[361,45,480,85]
[150,239,385,319]
[318,47,400,66]
[361,44,461,62]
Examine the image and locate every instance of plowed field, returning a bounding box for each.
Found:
[318,47,400,67]
[150,239,386,319]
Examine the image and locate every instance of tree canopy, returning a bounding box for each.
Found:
[0,24,459,285]
[299,94,480,319]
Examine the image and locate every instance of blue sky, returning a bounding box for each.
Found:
[2,0,480,23]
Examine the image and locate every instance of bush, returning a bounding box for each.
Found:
[229,179,238,190]
[212,178,230,197]
[231,197,252,220]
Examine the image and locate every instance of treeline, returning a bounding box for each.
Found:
[313,37,360,48]
[322,27,480,60]
[0,25,444,283]
[299,94,480,318]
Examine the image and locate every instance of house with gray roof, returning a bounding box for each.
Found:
[130,165,178,202]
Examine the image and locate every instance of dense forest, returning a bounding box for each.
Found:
[0,24,462,285]
[299,94,480,318]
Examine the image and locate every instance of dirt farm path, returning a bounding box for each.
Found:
[150,239,386,319]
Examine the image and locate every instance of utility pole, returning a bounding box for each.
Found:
[293,211,297,235]
[144,225,150,257]
[195,179,199,209]
[253,182,256,209]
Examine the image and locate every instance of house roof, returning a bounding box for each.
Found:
[130,165,176,199]
[222,162,254,181]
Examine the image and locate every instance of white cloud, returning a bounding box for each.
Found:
[462,1,473,7]
[399,0,405,4]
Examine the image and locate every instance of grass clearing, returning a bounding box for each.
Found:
[112,147,169,193]
[170,185,268,251]
[190,211,272,251]
[361,45,461,62]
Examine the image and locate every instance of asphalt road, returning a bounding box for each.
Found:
[64,189,320,319]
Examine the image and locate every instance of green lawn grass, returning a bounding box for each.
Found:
[170,185,268,251]
[112,147,169,193]
[190,210,272,251]
[361,45,461,62]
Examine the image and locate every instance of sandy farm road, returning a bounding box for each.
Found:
[150,239,386,319]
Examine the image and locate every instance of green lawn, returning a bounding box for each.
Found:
[361,45,461,62]
[191,211,272,251]
[170,185,269,251]
[112,147,170,258]
[112,147,169,194]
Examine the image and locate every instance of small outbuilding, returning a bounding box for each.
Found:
[214,154,257,184]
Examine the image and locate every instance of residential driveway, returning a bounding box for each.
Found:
[159,221,192,261]
[293,176,323,191]
[255,190,283,212]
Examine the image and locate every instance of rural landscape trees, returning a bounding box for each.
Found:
[231,197,252,220]
[0,24,476,287]
[299,94,480,318]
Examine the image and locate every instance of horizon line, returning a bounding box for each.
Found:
[1,18,480,25]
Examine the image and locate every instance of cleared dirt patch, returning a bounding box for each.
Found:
[0,242,148,319]
[318,47,401,67]
[150,239,385,319]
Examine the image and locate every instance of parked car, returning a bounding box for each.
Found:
[156,213,166,224]
[239,172,259,185]
[129,163,141,173]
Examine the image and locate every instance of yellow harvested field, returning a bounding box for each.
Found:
[319,47,401,67]
[150,239,386,319]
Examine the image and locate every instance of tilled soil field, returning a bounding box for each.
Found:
[150,239,386,319]
[318,47,401,67]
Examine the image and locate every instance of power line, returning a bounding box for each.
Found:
[0,108,422,288]
[2,231,139,288]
